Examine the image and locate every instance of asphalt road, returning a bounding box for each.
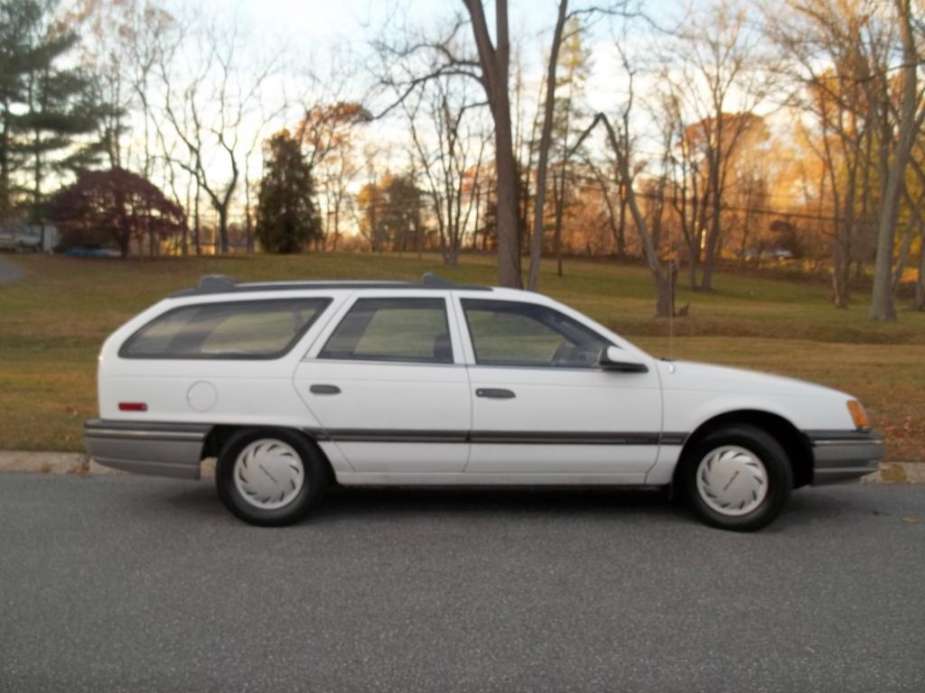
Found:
[1,474,923,692]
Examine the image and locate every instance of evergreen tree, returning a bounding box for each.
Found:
[0,0,38,218]
[255,130,322,254]
[0,0,104,220]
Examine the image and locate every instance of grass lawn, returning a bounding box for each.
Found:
[1,252,923,461]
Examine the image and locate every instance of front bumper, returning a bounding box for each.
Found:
[84,419,210,480]
[807,430,884,484]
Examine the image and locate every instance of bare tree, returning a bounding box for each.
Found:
[374,5,526,285]
[661,0,778,291]
[765,0,882,306]
[869,0,923,320]
[768,0,925,315]
[404,78,488,265]
[526,0,569,289]
[909,155,925,310]
[155,12,278,253]
[460,0,524,286]
[573,62,676,316]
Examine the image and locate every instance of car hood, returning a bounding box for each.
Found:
[658,359,846,399]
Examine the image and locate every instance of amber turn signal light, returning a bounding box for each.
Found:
[847,400,869,430]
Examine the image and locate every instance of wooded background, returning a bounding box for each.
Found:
[1,0,924,321]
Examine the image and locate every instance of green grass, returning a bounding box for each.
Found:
[1,252,923,461]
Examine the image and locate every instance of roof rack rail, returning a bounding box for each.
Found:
[169,272,492,297]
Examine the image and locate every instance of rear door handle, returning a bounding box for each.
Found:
[476,388,516,399]
[310,384,341,395]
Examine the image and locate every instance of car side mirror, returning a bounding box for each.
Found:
[600,346,649,373]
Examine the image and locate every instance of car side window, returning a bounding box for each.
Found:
[461,299,610,368]
[120,298,331,359]
[318,297,453,364]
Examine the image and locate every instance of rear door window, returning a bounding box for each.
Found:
[120,298,331,359]
[318,297,453,364]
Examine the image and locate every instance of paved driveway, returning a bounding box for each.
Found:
[0,255,24,284]
[0,475,923,692]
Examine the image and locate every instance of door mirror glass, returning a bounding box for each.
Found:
[600,346,648,373]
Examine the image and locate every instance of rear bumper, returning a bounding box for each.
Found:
[84,419,209,480]
[807,430,884,484]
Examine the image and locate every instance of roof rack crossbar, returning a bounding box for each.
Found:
[198,275,237,292]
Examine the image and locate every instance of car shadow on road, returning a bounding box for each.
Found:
[160,481,686,524]
[322,485,683,523]
[156,479,871,531]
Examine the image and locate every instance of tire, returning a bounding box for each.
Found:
[216,428,327,526]
[679,424,793,532]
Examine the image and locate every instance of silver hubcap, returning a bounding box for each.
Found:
[233,439,305,510]
[696,445,768,517]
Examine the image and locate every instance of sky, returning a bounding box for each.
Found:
[214,0,682,114]
[137,0,765,233]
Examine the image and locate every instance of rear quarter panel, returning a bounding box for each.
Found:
[96,292,348,429]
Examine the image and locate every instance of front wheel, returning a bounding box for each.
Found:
[679,425,793,532]
[216,428,327,526]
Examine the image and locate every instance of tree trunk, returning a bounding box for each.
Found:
[217,209,229,254]
[832,237,849,309]
[688,251,698,289]
[869,0,918,321]
[554,165,565,277]
[333,200,341,252]
[915,237,925,310]
[700,209,721,290]
[0,104,9,220]
[699,142,723,292]
[588,113,672,318]
[244,171,255,254]
[526,0,568,291]
[465,0,522,288]
[616,184,627,258]
[193,180,201,256]
[655,267,675,319]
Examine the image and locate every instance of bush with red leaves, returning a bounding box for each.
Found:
[48,168,186,257]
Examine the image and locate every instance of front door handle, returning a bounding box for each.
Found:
[310,384,341,395]
[476,388,516,399]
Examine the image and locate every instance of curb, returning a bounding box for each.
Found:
[0,452,90,475]
[0,452,217,479]
[0,451,922,484]
[861,462,925,485]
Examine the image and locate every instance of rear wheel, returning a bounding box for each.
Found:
[216,428,327,526]
[680,425,792,532]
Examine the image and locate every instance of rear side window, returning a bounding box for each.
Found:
[120,298,331,359]
[318,297,453,364]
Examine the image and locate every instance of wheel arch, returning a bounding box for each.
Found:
[201,424,336,485]
[674,409,813,489]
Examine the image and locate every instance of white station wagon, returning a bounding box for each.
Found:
[84,274,883,531]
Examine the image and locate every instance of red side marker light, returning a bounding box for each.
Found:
[118,402,148,412]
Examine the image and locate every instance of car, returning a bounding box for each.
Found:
[63,245,121,258]
[0,223,60,253]
[83,273,884,531]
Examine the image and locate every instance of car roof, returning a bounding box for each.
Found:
[169,272,494,298]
